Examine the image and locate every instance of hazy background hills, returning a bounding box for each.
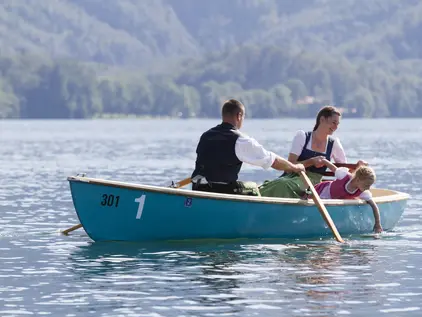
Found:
[1,0,421,118]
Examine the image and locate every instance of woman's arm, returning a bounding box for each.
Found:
[288,153,323,168]
[331,138,347,163]
[321,158,338,173]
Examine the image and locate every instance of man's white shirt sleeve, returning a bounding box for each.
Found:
[235,134,276,169]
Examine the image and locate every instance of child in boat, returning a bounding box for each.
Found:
[310,160,383,233]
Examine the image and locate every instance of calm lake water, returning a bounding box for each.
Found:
[0,118,421,316]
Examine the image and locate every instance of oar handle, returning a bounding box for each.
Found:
[171,177,192,188]
[334,163,358,169]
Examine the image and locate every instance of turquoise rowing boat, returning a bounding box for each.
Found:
[67,175,409,242]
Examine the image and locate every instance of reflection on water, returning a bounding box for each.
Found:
[1,119,422,316]
[58,239,409,316]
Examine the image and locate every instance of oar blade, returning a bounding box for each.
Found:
[61,223,82,235]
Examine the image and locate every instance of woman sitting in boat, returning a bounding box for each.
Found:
[309,160,383,233]
[259,105,365,198]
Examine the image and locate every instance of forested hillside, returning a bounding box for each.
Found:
[0,0,421,118]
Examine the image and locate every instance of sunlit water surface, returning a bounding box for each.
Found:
[0,119,421,316]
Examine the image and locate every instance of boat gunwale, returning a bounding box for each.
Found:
[67,175,410,206]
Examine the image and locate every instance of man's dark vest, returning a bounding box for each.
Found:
[191,122,242,184]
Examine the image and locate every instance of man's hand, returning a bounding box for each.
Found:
[291,163,305,174]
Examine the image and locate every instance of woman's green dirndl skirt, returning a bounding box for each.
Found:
[258,171,323,198]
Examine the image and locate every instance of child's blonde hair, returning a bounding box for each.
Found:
[353,166,376,186]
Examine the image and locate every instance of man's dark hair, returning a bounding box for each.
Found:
[221,99,244,117]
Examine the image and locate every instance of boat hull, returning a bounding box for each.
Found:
[67,176,409,242]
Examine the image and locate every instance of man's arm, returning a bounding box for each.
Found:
[272,156,305,173]
[235,135,304,173]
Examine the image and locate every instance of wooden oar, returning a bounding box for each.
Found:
[299,171,345,243]
[61,223,84,235]
[61,176,192,235]
[169,177,192,188]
